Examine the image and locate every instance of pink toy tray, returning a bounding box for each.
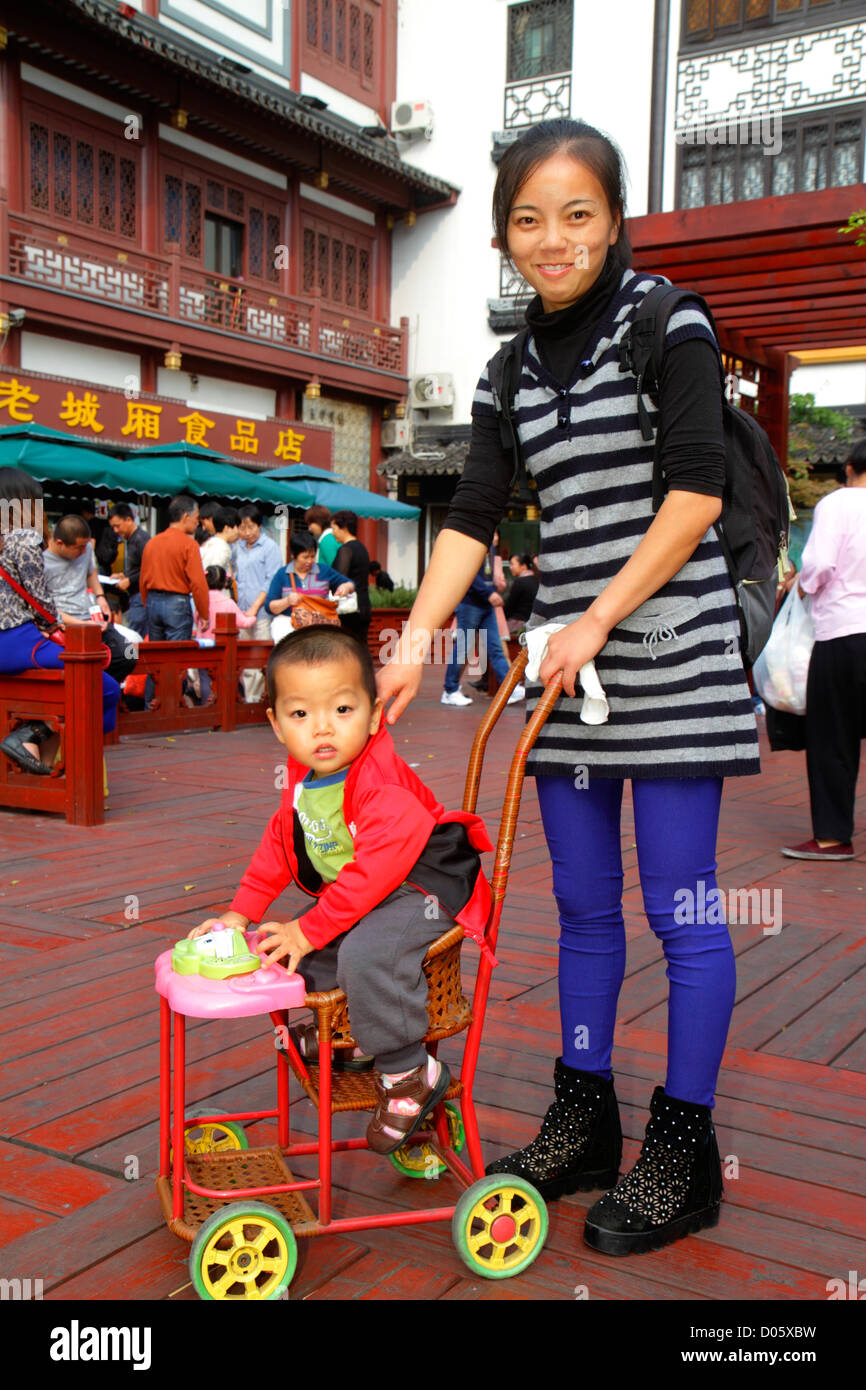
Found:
[155,932,307,1020]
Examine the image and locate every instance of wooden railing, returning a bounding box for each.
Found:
[5,211,408,376]
[111,612,271,739]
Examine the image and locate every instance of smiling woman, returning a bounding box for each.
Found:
[378,117,761,1260]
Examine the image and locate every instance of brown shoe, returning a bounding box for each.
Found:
[287,1021,373,1072]
[366,1058,451,1155]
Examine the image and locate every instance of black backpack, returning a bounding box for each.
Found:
[488,284,791,668]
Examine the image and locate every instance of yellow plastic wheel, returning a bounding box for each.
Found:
[190,1202,296,1301]
[388,1101,464,1180]
[452,1175,548,1279]
[170,1105,248,1162]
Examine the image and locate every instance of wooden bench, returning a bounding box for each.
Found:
[0,623,106,826]
[0,615,273,827]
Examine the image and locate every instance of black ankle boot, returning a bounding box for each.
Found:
[583,1085,723,1256]
[485,1058,622,1201]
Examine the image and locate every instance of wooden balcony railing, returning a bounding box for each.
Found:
[5,212,407,377]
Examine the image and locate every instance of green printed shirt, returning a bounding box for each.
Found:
[294,767,355,882]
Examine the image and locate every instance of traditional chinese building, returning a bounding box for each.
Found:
[382,0,866,562]
[0,0,455,573]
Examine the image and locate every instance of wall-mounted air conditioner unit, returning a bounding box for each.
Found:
[391,99,434,139]
[381,419,409,448]
[410,373,454,409]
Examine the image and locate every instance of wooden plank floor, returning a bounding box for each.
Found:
[0,664,864,1301]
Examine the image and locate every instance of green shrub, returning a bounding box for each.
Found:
[369,585,418,609]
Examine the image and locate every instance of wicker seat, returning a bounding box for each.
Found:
[291,923,471,1113]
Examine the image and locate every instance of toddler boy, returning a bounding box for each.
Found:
[189,626,492,1153]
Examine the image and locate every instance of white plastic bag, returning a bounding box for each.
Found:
[752,587,814,716]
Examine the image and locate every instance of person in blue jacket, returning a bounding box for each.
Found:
[441,545,525,706]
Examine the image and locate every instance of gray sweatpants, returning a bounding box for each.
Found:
[297,883,450,1072]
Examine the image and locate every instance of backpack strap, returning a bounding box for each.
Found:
[488,327,531,497]
[620,282,724,512]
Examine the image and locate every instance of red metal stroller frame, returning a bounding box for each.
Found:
[156,650,564,1297]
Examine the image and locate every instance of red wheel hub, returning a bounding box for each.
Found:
[490,1213,517,1244]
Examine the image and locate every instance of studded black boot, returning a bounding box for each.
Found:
[583,1085,723,1256]
[484,1057,622,1201]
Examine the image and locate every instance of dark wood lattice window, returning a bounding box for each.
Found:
[303,0,384,103]
[677,105,865,206]
[163,167,282,284]
[300,210,374,315]
[507,0,573,82]
[682,0,865,45]
[26,110,138,241]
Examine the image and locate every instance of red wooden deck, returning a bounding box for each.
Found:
[0,665,864,1302]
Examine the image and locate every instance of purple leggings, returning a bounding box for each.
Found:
[535,774,735,1109]
[0,622,120,733]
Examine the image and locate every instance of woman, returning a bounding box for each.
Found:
[504,553,540,633]
[0,468,120,773]
[331,510,371,649]
[377,120,759,1257]
[782,438,866,861]
[265,530,354,642]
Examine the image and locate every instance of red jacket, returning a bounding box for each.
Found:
[230,722,495,956]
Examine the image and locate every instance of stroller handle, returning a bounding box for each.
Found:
[462,647,563,906]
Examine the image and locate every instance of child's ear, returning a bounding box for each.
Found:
[369,698,384,735]
[266,707,286,746]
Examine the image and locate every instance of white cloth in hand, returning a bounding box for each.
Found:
[523,622,610,725]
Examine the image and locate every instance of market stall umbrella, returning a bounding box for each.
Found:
[260,464,420,520]
[0,428,314,508]
[0,424,159,493]
[127,443,314,507]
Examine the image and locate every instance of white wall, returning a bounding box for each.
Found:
[20,332,141,390]
[790,361,866,408]
[155,370,276,419]
[390,0,657,430]
[385,517,418,588]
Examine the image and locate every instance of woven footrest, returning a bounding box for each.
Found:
[297,1064,463,1114]
[157,1147,316,1242]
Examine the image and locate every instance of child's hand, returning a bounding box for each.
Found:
[257,918,312,973]
[187,910,249,940]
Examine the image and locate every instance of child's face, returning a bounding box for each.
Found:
[267,654,382,777]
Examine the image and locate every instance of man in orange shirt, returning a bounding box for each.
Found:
[140,497,209,708]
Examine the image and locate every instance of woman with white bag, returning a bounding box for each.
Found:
[782,440,866,862]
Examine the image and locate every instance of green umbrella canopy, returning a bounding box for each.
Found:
[261,464,420,520]
[0,427,313,508]
[0,424,158,493]
[123,442,314,508]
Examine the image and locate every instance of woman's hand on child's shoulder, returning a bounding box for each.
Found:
[186,910,250,940]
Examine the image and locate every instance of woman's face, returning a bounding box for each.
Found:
[506,153,620,313]
[294,548,315,575]
[509,556,523,576]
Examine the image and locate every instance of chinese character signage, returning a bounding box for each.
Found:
[0,370,334,469]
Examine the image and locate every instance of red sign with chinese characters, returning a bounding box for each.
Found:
[0,369,334,469]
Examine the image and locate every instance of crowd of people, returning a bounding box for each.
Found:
[0,476,377,775]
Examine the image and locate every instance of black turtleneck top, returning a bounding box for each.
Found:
[445,254,727,545]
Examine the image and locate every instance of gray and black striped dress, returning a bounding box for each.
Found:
[472,268,761,782]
